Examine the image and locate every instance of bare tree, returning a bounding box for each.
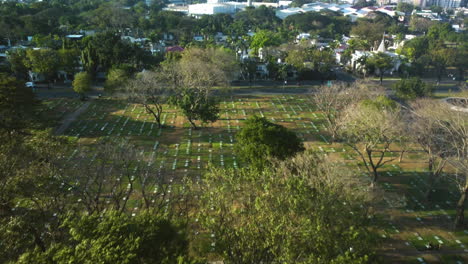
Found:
[410,99,468,227]
[167,47,239,129]
[338,98,404,187]
[125,71,169,128]
[410,99,451,201]
[311,80,382,141]
[433,110,467,228]
[68,141,145,215]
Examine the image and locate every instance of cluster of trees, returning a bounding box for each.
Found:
[397,23,467,81]
[6,31,154,85]
[124,47,238,129]
[0,68,383,263]
[285,42,336,81]
[313,81,468,228]
[192,154,377,263]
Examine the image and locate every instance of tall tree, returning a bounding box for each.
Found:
[312,81,380,141]
[104,67,130,94]
[350,19,386,50]
[170,47,238,128]
[0,74,37,138]
[419,103,468,228]
[429,45,453,84]
[58,48,80,78]
[338,96,403,187]
[25,49,60,87]
[365,52,394,84]
[72,72,91,100]
[6,49,29,80]
[409,99,452,201]
[125,71,169,128]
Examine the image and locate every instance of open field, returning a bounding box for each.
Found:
[43,94,468,263]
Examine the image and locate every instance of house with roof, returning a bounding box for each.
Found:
[348,36,405,75]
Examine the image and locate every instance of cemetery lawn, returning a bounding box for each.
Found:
[43,94,468,264]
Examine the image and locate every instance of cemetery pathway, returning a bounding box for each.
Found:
[55,101,91,135]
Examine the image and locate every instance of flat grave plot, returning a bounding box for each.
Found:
[40,98,87,124]
[48,95,468,263]
[61,95,343,174]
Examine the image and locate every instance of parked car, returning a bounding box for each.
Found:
[25,82,35,89]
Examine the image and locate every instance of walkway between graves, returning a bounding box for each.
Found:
[55,101,92,135]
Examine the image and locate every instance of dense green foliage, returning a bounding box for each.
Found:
[72,72,92,99]
[104,67,130,93]
[193,154,377,263]
[284,11,351,39]
[172,88,220,129]
[0,74,37,136]
[364,53,394,84]
[393,77,433,100]
[17,212,189,264]
[235,116,304,169]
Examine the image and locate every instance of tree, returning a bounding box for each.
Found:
[312,81,381,141]
[451,45,468,82]
[191,152,377,263]
[409,16,434,33]
[393,77,433,100]
[170,47,238,128]
[249,30,281,56]
[338,96,403,187]
[86,2,135,31]
[17,211,190,264]
[429,5,443,15]
[104,67,130,94]
[6,49,29,80]
[0,132,72,263]
[365,52,394,84]
[173,88,219,129]
[24,49,60,87]
[409,99,452,201]
[285,45,336,81]
[350,20,386,50]
[80,32,151,76]
[429,46,453,84]
[397,36,429,63]
[58,48,80,78]
[125,71,168,128]
[0,74,37,138]
[396,2,414,14]
[72,72,91,100]
[235,116,304,170]
[416,103,468,228]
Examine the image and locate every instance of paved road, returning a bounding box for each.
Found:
[34,74,464,100]
[54,101,91,135]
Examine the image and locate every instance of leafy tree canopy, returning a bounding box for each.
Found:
[16,211,190,264]
[0,74,37,137]
[235,116,304,169]
[393,77,433,100]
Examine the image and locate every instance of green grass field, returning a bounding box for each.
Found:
[43,94,468,263]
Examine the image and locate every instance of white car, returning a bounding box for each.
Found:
[25,82,35,88]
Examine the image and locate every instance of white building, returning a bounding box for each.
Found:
[349,37,404,75]
[188,0,286,16]
[426,0,462,8]
[188,0,242,16]
[276,3,361,20]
